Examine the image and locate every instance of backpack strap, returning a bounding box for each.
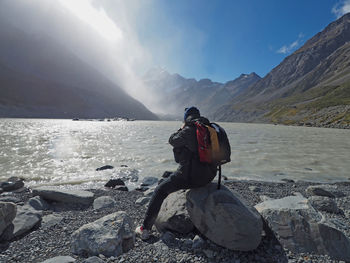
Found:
[217,165,222,190]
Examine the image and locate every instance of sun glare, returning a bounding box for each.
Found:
[58,0,123,42]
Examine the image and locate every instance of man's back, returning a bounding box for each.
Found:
[136,106,217,239]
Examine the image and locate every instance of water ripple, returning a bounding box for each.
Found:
[0,119,349,187]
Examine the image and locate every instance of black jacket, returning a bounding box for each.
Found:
[168,116,217,187]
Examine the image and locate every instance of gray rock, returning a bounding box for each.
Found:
[135,186,149,192]
[249,186,260,192]
[292,192,304,197]
[281,179,295,183]
[135,197,150,206]
[329,218,348,231]
[0,196,21,203]
[306,185,335,198]
[28,196,50,211]
[0,177,24,192]
[203,249,215,259]
[104,179,124,188]
[155,190,194,234]
[12,187,29,194]
[96,165,114,171]
[0,202,17,236]
[71,211,134,257]
[162,171,173,178]
[153,240,169,252]
[115,186,128,192]
[255,195,350,261]
[182,238,193,247]
[259,195,274,202]
[93,196,116,210]
[305,185,345,198]
[141,177,158,187]
[82,256,105,263]
[115,168,139,182]
[160,231,175,244]
[317,223,350,261]
[6,205,42,239]
[308,196,339,213]
[33,187,94,205]
[192,235,206,249]
[143,187,155,197]
[157,178,165,185]
[40,256,76,263]
[41,214,64,229]
[186,183,262,251]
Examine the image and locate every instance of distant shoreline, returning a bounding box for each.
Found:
[1,117,349,130]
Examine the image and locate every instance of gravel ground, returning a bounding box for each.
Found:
[0,179,350,263]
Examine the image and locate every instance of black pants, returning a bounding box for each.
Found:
[143,162,216,230]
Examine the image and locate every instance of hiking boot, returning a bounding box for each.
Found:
[135,225,150,240]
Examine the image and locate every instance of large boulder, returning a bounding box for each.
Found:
[255,195,350,261]
[0,202,17,236]
[155,190,194,234]
[186,183,263,251]
[33,187,94,205]
[71,211,134,257]
[13,205,42,237]
[2,204,42,240]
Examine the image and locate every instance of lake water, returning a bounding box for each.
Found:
[0,119,349,189]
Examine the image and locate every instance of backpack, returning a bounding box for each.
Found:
[194,121,231,165]
[194,121,231,189]
[210,123,231,164]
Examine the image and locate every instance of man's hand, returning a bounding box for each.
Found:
[180,123,186,129]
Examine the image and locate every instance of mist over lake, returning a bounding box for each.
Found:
[0,119,349,189]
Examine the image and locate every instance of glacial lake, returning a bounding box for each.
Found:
[0,119,349,189]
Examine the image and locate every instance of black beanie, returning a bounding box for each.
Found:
[184,106,200,121]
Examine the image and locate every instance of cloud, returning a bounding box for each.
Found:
[0,0,166,111]
[332,0,350,18]
[0,0,208,114]
[277,33,304,54]
[58,0,124,42]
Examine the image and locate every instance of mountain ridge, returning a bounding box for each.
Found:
[0,18,158,120]
[143,68,261,117]
[213,13,350,128]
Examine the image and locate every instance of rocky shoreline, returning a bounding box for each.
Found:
[1,177,350,263]
[269,105,350,130]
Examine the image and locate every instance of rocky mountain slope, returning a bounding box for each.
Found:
[143,68,260,118]
[0,19,157,120]
[214,13,350,128]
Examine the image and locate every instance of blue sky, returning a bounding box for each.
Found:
[133,0,349,82]
[4,0,348,90]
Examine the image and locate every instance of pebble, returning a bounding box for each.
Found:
[0,181,349,263]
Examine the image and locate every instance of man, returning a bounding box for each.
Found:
[135,106,217,240]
